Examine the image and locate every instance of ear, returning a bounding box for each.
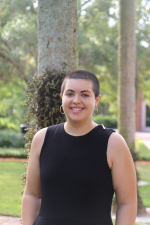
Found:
[95,95,101,107]
[60,93,63,98]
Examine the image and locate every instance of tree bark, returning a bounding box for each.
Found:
[38,0,78,76]
[118,0,136,153]
[118,0,146,214]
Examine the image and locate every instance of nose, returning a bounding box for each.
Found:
[72,94,81,104]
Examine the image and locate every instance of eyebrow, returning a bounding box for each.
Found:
[65,89,91,93]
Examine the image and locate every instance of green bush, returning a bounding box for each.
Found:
[0,118,18,130]
[0,130,25,148]
[93,115,117,128]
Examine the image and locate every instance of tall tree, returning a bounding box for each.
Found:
[118,0,136,153]
[35,0,78,127]
[38,0,78,76]
[27,0,78,128]
[22,0,78,186]
[118,0,145,214]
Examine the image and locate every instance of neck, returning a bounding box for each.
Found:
[64,118,98,136]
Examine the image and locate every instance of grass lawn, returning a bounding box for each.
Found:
[0,161,25,217]
[136,164,150,207]
[0,162,150,219]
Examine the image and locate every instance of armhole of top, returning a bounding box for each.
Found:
[39,126,50,163]
[106,129,116,170]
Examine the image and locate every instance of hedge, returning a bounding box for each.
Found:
[0,130,25,148]
[0,148,27,158]
[93,115,117,129]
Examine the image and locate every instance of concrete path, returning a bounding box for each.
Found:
[0,209,150,224]
[0,214,150,225]
[0,215,21,225]
[113,130,150,150]
[135,132,150,140]
[135,132,150,150]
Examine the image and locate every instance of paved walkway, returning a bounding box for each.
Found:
[0,214,150,225]
[135,132,150,140]
[0,215,21,225]
[135,131,150,150]
[113,130,150,149]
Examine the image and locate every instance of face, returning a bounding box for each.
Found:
[60,79,101,123]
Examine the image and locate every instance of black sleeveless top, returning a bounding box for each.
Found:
[33,123,115,225]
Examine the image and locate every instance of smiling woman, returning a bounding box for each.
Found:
[21,70,137,225]
[59,70,101,136]
[60,77,100,134]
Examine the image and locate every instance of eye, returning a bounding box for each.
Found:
[66,93,73,96]
[82,94,89,97]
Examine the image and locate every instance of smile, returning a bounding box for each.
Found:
[70,108,84,113]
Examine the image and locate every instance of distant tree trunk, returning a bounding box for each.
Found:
[118,0,146,215]
[118,0,136,153]
[38,0,78,76]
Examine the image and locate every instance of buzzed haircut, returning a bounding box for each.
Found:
[61,70,100,98]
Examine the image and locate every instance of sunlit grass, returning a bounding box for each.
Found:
[0,162,25,216]
[0,162,149,219]
[136,164,150,207]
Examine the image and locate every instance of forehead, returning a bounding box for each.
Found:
[64,79,93,91]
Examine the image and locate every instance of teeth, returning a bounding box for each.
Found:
[71,108,83,111]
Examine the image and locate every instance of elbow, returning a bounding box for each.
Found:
[23,192,41,201]
[117,201,137,217]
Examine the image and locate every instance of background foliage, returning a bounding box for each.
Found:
[0,0,150,218]
[0,0,150,129]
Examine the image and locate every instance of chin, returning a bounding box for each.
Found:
[69,116,90,123]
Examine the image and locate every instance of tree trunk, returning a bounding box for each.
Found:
[118,0,136,153]
[38,0,78,76]
[22,0,78,187]
[118,0,146,215]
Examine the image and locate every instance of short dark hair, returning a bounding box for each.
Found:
[61,70,100,98]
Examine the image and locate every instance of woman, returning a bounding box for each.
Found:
[21,70,137,225]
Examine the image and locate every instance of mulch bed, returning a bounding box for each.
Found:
[135,161,150,165]
[0,158,27,162]
[0,158,150,164]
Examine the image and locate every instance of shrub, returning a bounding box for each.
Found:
[0,148,27,158]
[0,130,25,148]
[0,118,18,130]
[93,115,117,129]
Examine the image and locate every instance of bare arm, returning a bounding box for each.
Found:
[21,128,48,225]
[107,133,137,225]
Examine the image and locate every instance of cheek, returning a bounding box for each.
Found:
[84,98,95,105]
[62,97,71,107]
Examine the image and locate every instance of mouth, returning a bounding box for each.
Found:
[70,107,85,113]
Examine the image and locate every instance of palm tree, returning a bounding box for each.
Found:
[118,0,145,214]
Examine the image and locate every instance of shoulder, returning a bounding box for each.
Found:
[98,125,116,141]
[108,132,127,148]
[32,127,48,144]
[108,132,130,152]
[30,127,48,157]
[107,132,132,169]
[31,123,64,149]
